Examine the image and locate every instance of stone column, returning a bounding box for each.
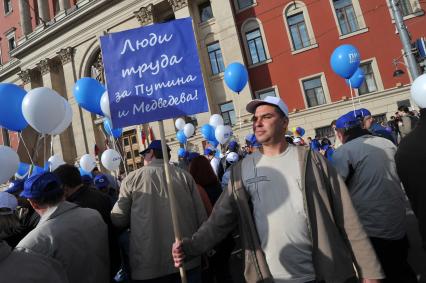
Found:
[18,0,32,36]
[58,47,96,159]
[59,0,70,12]
[37,0,50,24]
[36,58,64,159]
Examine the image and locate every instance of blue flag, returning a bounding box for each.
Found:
[100,18,208,128]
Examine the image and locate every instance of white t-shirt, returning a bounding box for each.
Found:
[242,145,315,283]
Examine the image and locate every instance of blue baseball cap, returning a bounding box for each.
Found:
[356,108,371,118]
[246,133,261,147]
[21,172,63,199]
[204,147,216,155]
[94,174,109,190]
[335,111,362,129]
[228,141,238,151]
[6,179,25,194]
[140,140,171,156]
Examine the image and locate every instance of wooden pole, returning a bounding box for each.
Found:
[158,120,187,283]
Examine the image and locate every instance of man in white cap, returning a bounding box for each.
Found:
[173,96,383,283]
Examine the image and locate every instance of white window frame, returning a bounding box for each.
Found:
[255,86,279,100]
[206,41,225,76]
[3,0,12,15]
[241,18,272,67]
[219,101,237,126]
[233,0,257,13]
[355,57,384,96]
[203,32,226,79]
[387,0,424,22]
[299,72,331,109]
[6,30,16,52]
[329,0,368,39]
[283,1,318,54]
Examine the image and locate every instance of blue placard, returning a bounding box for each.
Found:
[100,18,208,128]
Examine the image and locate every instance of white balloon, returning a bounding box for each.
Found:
[215,125,232,144]
[79,154,97,173]
[100,91,111,118]
[101,149,122,171]
[50,99,73,135]
[183,123,195,138]
[209,114,224,128]
[0,146,19,184]
[22,87,66,134]
[175,118,185,130]
[411,74,426,108]
[48,154,65,171]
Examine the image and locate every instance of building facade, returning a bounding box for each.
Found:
[0,0,425,172]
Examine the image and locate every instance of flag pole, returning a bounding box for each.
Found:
[158,120,187,283]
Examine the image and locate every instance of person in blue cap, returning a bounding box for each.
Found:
[15,172,110,283]
[333,110,417,282]
[94,174,118,205]
[111,140,207,282]
[173,96,383,283]
[356,108,396,144]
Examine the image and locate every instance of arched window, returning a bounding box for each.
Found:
[283,1,317,53]
[329,0,367,38]
[241,18,271,66]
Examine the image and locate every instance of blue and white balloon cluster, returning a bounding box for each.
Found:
[330,45,365,89]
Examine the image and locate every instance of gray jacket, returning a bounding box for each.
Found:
[111,159,207,280]
[182,147,383,283]
[16,201,109,283]
[0,241,68,283]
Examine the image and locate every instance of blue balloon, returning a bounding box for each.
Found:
[73,78,105,115]
[0,83,28,132]
[104,119,122,139]
[224,62,248,93]
[176,130,187,144]
[330,45,361,79]
[296,127,305,137]
[201,124,215,141]
[346,67,365,89]
[30,165,45,177]
[17,162,31,177]
[177,148,187,158]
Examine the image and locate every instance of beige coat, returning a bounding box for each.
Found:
[111,159,207,280]
[182,147,384,283]
[16,201,109,283]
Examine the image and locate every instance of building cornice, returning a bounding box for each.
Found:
[134,4,155,26]
[57,47,75,65]
[167,0,188,12]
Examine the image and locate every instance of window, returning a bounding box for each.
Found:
[126,151,132,159]
[315,126,335,139]
[237,0,253,10]
[246,29,267,64]
[131,135,137,144]
[184,115,198,127]
[199,1,213,23]
[302,77,327,107]
[128,164,134,172]
[358,62,378,95]
[287,13,311,50]
[399,0,414,16]
[123,137,130,147]
[133,149,139,158]
[220,102,236,126]
[373,114,387,125]
[333,0,359,35]
[7,36,15,51]
[207,42,225,75]
[256,88,276,100]
[4,0,12,14]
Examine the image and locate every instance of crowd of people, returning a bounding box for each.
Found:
[0,95,425,283]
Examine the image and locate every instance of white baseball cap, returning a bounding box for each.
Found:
[226,152,239,163]
[246,96,289,117]
[0,192,18,215]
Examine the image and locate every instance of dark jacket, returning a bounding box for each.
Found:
[395,108,426,247]
[182,146,383,282]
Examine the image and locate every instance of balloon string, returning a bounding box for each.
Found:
[18,132,34,166]
[50,135,54,156]
[348,80,356,116]
[43,135,46,168]
[236,93,242,132]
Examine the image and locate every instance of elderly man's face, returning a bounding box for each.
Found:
[252,104,288,145]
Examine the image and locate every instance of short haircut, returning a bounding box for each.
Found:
[0,213,22,237]
[30,181,64,207]
[152,148,171,160]
[54,164,82,188]
[398,105,409,113]
[330,120,337,127]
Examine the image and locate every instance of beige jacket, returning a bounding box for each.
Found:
[182,147,384,283]
[111,159,207,280]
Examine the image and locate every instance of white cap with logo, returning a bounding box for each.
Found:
[246,96,289,117]
[0,192,18,215]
